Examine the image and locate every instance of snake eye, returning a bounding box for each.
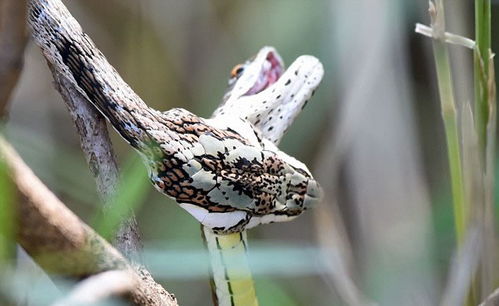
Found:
[230,64,245,78]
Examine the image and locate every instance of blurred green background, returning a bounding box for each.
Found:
[3,0,499,305]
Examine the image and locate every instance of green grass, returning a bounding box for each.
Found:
[420,1,496,305]
[474,0,492,150]
[428,0,467,245]
[0,154,15,268]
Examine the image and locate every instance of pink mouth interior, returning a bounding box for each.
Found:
[246,52,283,95]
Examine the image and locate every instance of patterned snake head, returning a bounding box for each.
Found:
[146,106,324,234]
[153,46,324,234]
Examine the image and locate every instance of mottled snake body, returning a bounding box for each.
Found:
[27,0,324,305]
[28,1,323,234]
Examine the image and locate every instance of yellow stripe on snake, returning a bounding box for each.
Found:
[203,227,257,306]
[27,1,324,304]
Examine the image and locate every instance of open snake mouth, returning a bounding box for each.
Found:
[246,51,284,95]
[221,46,323,124]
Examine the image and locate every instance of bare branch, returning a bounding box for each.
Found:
[0,136,177,306]
[50,66,142,261]
[53,270,136,306]
[0,0,28,117]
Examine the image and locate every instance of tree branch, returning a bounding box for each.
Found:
[0,136,177,306]
[0,0,28,117]
[50,65,142,260]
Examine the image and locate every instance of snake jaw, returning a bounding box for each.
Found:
[224,46,285,101]
[217,47,324,145]
[245,50,284,95]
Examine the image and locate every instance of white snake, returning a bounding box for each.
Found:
[27,0,324,305]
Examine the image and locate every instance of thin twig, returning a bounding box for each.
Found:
[415,23,476,50]
[0,136,178,306]
[0,0,28,117]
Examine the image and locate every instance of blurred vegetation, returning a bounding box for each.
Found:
[0,0,498,305]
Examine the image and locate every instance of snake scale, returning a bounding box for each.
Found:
[27,0,324,305]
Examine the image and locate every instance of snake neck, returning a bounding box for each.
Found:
[202,226,259,306]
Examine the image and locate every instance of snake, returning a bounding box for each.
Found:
[204,47,323,306]
[27,0,324,305]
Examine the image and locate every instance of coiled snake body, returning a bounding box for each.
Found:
[28,1,323,305]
